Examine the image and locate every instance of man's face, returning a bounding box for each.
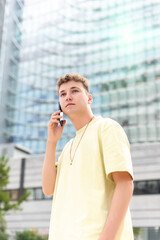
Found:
[59,81,92,117]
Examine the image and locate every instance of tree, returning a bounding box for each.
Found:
[0,155,30,236]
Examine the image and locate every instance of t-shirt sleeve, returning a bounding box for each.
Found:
[101,120,134,181]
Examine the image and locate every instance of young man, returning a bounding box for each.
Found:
[42,73,134,240]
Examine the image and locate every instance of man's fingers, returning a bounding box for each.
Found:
[49,111,64,125]
[51,112,62,120]
[51,115,62,119]
[51,110,61,117]
[51,120,59,124]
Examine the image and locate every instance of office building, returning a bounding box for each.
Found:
[0,0,160,154]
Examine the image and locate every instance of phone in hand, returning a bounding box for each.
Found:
[58,102,63,126]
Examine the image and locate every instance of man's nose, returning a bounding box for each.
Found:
[66,92,72,101]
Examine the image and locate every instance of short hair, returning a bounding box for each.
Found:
[57,73,90,93]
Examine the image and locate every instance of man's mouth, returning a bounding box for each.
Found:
[66,103,75,107]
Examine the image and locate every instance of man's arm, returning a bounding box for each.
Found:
[42,110,66,196]
[99,171,134,240]
[42,141,57,196]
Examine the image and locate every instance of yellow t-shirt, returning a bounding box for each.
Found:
[48,116,134,240]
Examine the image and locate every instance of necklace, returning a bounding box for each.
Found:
[70,116,95,165]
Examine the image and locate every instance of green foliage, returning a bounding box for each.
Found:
[0,155,30,234]
[15,229,48,240]
[133,227,142,239]
[0,156,10,188]
[0,214,7,232]
[0,232,9,240]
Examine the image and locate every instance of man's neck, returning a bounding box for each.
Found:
[70,112,94,131]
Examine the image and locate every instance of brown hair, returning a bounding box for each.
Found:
[57,73,90,93]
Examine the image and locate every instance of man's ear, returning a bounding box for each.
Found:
[88,93,93,104]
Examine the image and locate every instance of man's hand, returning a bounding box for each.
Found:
[48,110,66,144]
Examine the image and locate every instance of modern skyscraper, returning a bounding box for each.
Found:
[0,0,6,140]
[0,0,160,155]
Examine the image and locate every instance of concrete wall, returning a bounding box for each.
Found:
[5,154,57,237]
[130,142,160,228]
[6,200,52,237]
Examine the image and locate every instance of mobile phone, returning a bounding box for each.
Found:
[58,102,63,126]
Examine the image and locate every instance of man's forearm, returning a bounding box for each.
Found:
[99,179,134,240]
[42,141,57,196]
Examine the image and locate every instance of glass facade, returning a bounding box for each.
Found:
[0,0,160,154]
[0,0,6,92]
[0,0,6,49]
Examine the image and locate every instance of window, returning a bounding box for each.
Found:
[134,180,160,195]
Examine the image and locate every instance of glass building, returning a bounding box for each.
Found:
[0,0,160,155]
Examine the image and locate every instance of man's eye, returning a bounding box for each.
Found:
[60,93,66,97]
[73,90,78,93]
